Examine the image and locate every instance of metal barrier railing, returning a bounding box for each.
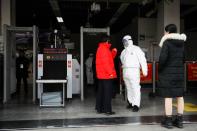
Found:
[119,61,197,99]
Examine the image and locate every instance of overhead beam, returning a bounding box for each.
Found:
[107,3,130,26]
[60,0,143,3]
[181,6,197,17]
[181,0,197,5]
[186,27,197,32]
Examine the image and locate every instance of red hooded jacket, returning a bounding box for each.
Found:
[96,42,117,79]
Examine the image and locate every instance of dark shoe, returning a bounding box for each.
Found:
[173,115,183,128]
[132,105,139,112]
[105,111,115,116]
[161,116,173,129]
[96,110,104,114]
[126,103,133,109]
[97,111,104,114]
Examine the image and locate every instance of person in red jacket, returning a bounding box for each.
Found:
[95,34,117,115]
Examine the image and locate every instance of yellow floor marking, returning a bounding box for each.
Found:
[173,103,197,112]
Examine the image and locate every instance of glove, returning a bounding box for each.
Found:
[112,48,117,58]
[112,48,117,53]
[143,72,148,77]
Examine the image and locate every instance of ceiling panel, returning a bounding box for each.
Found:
[15,0,197,33]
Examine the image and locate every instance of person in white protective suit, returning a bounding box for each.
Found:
[120,35,148,112]
[85,53,94,85]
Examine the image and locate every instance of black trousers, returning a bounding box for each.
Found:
[96,79,113,113]
[16,77,28,93]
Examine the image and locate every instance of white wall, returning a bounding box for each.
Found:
[156,0,180,61]
[164,0,180,33]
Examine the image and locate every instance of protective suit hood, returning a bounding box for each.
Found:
[122,35,133,48]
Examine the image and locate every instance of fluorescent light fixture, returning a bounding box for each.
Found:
[56,17,64,23]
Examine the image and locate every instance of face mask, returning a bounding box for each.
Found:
[16,53,19,57]
[122,39,129,47]
[123,42,129,47]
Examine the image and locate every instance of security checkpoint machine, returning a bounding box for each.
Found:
[37,48,75,107]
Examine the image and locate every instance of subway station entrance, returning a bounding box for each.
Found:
[1,0,197,130]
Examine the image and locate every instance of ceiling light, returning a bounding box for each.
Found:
[56,17,64,23]
[54,29,58,34]
[91,2,100,13]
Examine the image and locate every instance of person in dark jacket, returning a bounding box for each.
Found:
[158,24,186,129]
[16,50,29,94]
[95,34,117,115]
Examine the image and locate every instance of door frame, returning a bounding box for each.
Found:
[80,26,110,101]
[3,25,38,103]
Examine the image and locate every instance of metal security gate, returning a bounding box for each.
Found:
[80,26,110,101]
[3,25,38,103]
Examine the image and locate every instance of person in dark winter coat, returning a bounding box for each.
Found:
[16,50,29,93]
[95,34,117,115]
[158,24,186,129]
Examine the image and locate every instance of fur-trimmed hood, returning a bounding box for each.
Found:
[159,33,187,47]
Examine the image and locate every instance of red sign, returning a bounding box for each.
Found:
[38,60,43,68]
[140,63,153,83]
[43,48,67,54]
[67,60,72,68]
[187,63,197,81]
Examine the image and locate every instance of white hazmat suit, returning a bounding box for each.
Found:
[85,53,94,85]
[120,35,148,108]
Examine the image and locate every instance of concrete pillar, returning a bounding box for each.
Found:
[0,0,15,52]
[0,0,1,35]
[1,0,15,33]
[157,0,180,41]
[155,0,180,61]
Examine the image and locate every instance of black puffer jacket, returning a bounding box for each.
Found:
[157,33,186,97]
[16,56,29,78]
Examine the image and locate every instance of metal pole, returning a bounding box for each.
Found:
[152,42,157,94]
[3,24,8,103]
[184,62,187,92]
[80,26,84,101]
[153,61,156,93]
[54,35,57,48]
[63,83,65,107]
[33,25,37,103]
[107,27,110,35]
[119,65,122,95]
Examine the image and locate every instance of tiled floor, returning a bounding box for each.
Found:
[0,86,197,130]
[18,124,197,131]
